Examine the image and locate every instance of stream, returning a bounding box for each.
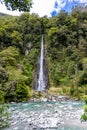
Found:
[3,100,87,130]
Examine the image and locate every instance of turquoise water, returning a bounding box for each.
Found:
[3,101,87,130]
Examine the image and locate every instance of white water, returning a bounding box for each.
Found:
[38,35,45,91]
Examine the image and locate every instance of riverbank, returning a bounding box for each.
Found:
[29,90,79,103]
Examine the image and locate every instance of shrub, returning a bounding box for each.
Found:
[78,71,87,86]
[23,63,33,86]
[0,104,10,129]
[69,86,75,96]
[81,96,87,121]
[83,95,87,104]
[0,90,5,103]
[62,86,70,95]
[81,113,87,121]
[84,105,87,112]
[15,81,30,101]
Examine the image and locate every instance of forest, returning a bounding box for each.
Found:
[0,6,87,103]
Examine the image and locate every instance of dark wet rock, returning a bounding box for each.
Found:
[32,127,37,130]
[29,123,33,126]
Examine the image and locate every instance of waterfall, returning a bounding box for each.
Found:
[34,35,49,91]
[38,35,45,91]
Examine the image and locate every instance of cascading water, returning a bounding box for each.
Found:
[34,35,49,91]
[38,35,45,91]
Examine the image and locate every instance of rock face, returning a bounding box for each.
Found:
[34,35,49,91]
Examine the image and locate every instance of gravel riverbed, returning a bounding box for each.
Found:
[3,96,87,130]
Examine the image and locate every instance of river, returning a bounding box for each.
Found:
[3,100,87,130]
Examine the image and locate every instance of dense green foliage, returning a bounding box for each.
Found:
[0,104,10,129]
[0,0,32,11]
[81,96,87,121]
[0,13,42,102]
[46,7,87,99]
[0,6,87,102]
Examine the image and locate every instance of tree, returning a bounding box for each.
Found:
[0,0,32,11]
[0,27,6,49]
[11,30,23,49]
[56,11,68,26]
[48,27,58,46]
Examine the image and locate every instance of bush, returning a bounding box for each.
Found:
[23,63,33,86]
[78,71,87,86]
[15,81,30,101]
[84,105,87,112]
[0,90,5,103]
[0,66,8,85]
[81,96,87,122]
[70,86,75,96]
[83,95,87,104]
[0,104,10,129]
[81,113,87,121]
[62,86,70,95]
